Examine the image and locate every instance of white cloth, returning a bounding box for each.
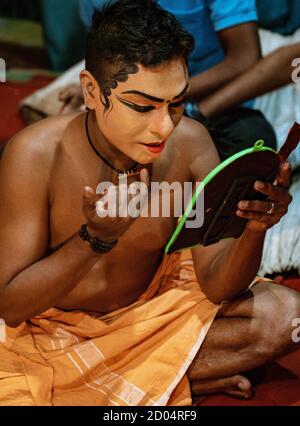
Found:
[259,173,300,275]
[256,29,300,275]
[19,60,84,117]
[254,29,300,169]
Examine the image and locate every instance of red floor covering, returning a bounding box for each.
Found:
[0,75,54,144]
[1,78,300,406]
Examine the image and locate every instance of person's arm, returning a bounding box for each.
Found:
[200,42,300,117]
[189,22,261,101]
[59,84,85,113]
[0,135,102,327]
[192,228,267,304]
[182,119,292,304]
[0,129,149,327]
[194,166,291,303]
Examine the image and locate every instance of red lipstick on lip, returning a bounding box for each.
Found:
[143,141,166,154]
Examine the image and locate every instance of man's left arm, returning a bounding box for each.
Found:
[191,151,292,304]
[189,22,261,101]
[189,0,260,101]
[200,42,300,118]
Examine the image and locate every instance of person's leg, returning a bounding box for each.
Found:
[187,281,300,399]
[209,107,277,161]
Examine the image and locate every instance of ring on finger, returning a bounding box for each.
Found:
[266,201,275,215]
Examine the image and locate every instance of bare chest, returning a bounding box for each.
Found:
[48,154,183,312]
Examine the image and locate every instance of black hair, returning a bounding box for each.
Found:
[85,0,194,110]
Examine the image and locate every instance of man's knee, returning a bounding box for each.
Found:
[244,109,277,150]
[252,283,300,356]
[228,109,276,149]
[210,108,277,160]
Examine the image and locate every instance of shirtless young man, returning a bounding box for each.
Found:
[0,0,299,402]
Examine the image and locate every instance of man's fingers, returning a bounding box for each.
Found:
[59,88,73,101]
[139,168,150,189]
[83,186,97,208]
[236,209,280,227]
[254,180,291,202]
[84,186,94,196]
[70,94,84,108]
[277,162,292,188]
[238,200,282,214]
[70,97,79,107]
[58,89,68,101]
[59,85,82,103]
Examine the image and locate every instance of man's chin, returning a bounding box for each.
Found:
[136,156,159,165]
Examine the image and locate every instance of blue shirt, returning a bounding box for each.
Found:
[80,0,257,77]
[157,1,257,77]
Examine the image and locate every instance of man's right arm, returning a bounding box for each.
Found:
[199,43,300,117]
[0,132,102,327]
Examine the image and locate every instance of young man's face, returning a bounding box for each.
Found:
[92,58,189,164]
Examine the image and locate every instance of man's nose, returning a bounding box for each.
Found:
[149,109,175,140]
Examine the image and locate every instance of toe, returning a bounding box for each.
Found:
[191,374,253,399]
[233,375,252,391]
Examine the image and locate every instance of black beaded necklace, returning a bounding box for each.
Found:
[85,110,139,177]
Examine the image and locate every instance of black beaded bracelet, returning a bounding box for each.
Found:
[79,224,118,254]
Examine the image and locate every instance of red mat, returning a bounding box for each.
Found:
[0,75,54,144]
[1,79,300,406]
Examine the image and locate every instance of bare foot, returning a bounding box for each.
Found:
[191,374,253,400]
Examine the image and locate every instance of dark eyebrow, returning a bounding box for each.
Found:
[173,82,189,100]
[121,82,189,103]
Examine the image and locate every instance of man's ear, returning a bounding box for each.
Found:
[80,70,100,110]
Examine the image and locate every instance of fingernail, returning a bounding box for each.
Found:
[239,201,247,209]
[84,186,92,194]
[255,181,264,190]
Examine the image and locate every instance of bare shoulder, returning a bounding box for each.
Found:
[173,116,214,151]
[171,116,220,181]
[1,113,77,171]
